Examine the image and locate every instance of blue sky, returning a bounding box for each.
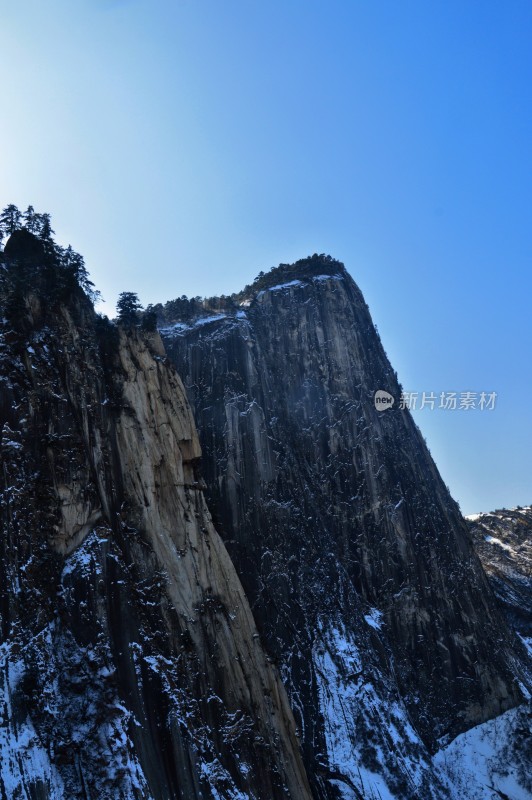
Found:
[1,0,531,514]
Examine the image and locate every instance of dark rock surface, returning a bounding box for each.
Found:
[468,507,532,641]
[0,243,312,799]
[161,256,530,799]
[2,228,47,263]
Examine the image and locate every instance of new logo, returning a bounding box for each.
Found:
[374,390,395,411]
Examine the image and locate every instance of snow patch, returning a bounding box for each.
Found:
[434,704,532,800]
[0,645,65,798]
[312,274,343,282]
[484,535,514,553]
[256,280,303,298]
[160,314,228,337]
[364,608,383,630]
[199,758,253,800]
[192,314,228,327]
[313,623,438,799]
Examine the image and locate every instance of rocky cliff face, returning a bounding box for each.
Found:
[468,507,532,643]
[161,257,530,799]
[0,244,312,799]
[1,238,530,800]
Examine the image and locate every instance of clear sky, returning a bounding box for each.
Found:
[1,0,530,515]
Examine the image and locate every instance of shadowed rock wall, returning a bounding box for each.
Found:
[161,258,528,799]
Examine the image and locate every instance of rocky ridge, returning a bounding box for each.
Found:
[467,507,532,644]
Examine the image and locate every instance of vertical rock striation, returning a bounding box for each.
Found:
[0,241,312,800]
[161,256,529,799]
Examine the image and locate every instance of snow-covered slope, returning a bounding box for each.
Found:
[434,704,532,800]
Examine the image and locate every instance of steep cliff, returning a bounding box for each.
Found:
[161,256,530,800]
[0,238,312,799]
[468,507,532,642]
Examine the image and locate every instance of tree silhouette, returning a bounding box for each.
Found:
[0,204,22,237]
[23,205,40,234]
[0,202,103,307]
[36,213,55,242]
[59,245,100,304]
[141,304,158,332]
[116,292,143,326]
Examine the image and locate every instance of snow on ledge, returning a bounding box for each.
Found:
[484,534,514,553]
[256,280,304,298]
[159,314,228,337]
[364,607,383,630]
[312,273,343,282]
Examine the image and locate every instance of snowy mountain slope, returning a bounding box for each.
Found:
[434,704,532,800]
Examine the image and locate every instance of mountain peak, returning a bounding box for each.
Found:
[237,252,347,301]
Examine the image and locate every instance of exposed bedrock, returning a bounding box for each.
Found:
[161,258,530,799]
[0,248,312,800]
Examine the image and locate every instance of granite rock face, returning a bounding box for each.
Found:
[1,237,530,800]
[468,507,532,642]
[0,247,312,800]
[161,257,529,799]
